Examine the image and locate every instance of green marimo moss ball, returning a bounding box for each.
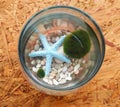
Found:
[37,68,45,78]
[63,29,91,58]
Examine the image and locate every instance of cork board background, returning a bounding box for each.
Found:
[0,0,120,107]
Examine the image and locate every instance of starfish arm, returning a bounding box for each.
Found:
[45,55,53,76]
[29,51,47,57]
[52,35,65,50]
[51,51,71,63]
[39,34,50,49]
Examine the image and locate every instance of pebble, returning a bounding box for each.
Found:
[66,32,71,35]
[58,68,62,73]
[60,21,68,27]
[43,66,46,70]
[48,79,53,85]
[68,66,74,72]
[57,19,62,26]
[82,60,86,64]
[59,79,66,84]
[62,66,67,73]
[30,36,35,41]
[64,63,70,67]
[52,37,56,42]
[25,49,29,55]
[61,64,64,67]
[36,59,41,64]
[49,72,56,79]
[51,63,55,68]
[74,70,79,74]
[55,37,59,41]
[74,64,80,71]
[51,70,57,74]
[41,60,45,66]
[57,30,62,36]
[49,42,53,46]
[75,59,79,63]
[36,64,41,68]
[60,73,65,78]
[54,64,60,69]
[31,50,35,52]
[43,77,49,83]
[72,59,75,62]
[79,59,82,63]
[36,40,40,44]
[34,44,39,51]
[31,60,36,65]
[37,24,46,32]
[54,59,63,64]
[55,73,60,80]
[39,48,42,51]
[53,79,59,85]
[32,67,37,72]
[47,36,51,42]
[66,76,72,81]
[26,62,29,66]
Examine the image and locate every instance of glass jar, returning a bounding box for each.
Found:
[18,6,105,95]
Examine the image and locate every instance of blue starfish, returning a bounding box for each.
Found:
[29,33,71,76]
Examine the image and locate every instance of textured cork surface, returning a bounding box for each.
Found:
[0,0,120,107]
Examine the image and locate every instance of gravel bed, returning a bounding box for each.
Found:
[27,32,87,86]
